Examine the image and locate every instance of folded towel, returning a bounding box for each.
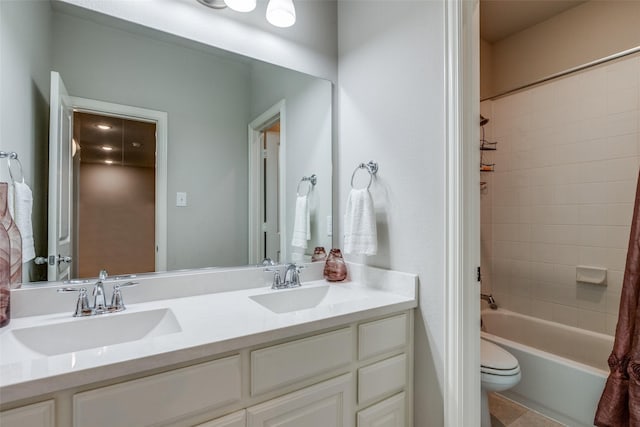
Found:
[8,180,36,263]
[291,195,310,249]
[344,188,377,256]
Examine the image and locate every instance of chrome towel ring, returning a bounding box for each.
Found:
[297,174,317,197]
[350,161,378,189]
[0,151,24,183]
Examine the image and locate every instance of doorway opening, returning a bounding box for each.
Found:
[248,100,286,265]
[72,112,157,277]
[261,121,281,262]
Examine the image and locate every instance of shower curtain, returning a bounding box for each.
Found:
[595,171,640,427]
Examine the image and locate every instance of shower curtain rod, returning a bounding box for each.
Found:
[482,45,640,102]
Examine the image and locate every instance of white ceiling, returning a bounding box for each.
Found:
[480,0,588,43]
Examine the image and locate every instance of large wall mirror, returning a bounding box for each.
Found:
[1,1,333,284]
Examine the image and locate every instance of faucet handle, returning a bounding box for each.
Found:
[264,267,283,289]
[270,270,283,289]
[110,282,139,312]
[293,265,305,286]
[57,287,92,317]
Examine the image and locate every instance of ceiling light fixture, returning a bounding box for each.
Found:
[266,0,296,28]
[104,160,114,165]
[224,0,256,12]
[196,0,227,9]
[96,124,112,130]
[196,0,295,27]
[101,145,113,151]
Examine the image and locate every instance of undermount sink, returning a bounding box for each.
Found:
[250,285,352,314]
[11,308,181,356]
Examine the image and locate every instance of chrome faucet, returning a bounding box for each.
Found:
[283,263,304,288]
[58,269,138,317]
[481,293,498,310]
[265,263,305,289]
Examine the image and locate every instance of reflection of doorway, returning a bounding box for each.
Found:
[262,122,280,262]
[72,112,156,277]
[47,72,167,281]
[248,100,286,264]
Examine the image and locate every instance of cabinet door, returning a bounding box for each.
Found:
[357,393,405,427]
[0,400,55,427]
[195,409,246,427]
[247,373,353,427]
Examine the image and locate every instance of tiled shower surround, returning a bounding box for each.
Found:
[481,54,640,335]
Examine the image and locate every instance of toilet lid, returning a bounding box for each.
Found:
[481,339,519,374]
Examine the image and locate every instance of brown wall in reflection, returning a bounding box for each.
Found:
[78,164,155,277]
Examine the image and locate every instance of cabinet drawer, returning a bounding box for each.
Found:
[74,355,241,427]
[358,354,406,405]
[195,409,246,427]
[357,392,405,427]
[251,328,353,396]
[0,400,55,427]
[358,313,408,360]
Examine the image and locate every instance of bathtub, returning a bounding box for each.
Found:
[481,308,613,427]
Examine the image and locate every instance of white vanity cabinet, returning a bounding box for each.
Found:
[1,310,413,427]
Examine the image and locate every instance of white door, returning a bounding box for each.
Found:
[247,374,353,427]
[47,71,74,281]
[264,130,280,261]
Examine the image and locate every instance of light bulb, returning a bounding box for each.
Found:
[224,0,256,12]
[266,0,296,28]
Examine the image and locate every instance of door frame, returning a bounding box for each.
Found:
[248,100,286,265]
[444,0,481,425]
[69,97,168,272]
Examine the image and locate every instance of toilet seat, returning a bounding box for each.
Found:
[480,339,520,377]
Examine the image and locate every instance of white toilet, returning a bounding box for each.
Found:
[480,339,521,427]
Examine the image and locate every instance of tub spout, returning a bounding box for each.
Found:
[481,293,498,310]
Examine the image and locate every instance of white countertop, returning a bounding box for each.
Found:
[0,263,417,404]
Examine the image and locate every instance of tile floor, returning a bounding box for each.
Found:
[489,393,566,427]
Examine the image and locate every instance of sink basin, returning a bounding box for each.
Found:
[250,285,353,314]
[11,308,181,356]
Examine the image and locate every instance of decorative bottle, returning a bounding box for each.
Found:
[311,247,327,262]
[0,183,21,286]
[323,248,347,282]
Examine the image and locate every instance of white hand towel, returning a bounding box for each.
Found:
[8,181,36,263]
[291,195,310,249]
[344,188,377,256]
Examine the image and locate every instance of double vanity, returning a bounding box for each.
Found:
[0,263,417,427]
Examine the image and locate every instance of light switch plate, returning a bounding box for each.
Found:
[176,192,187,207]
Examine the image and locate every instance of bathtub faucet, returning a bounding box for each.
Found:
[481,293,498,310]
